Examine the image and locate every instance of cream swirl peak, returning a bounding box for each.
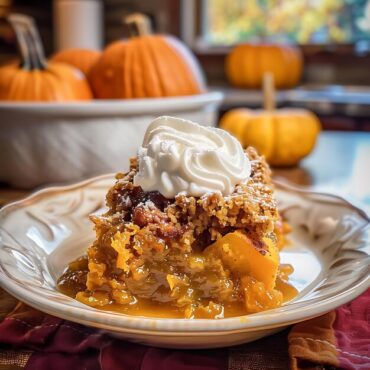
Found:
[133,116,251,198]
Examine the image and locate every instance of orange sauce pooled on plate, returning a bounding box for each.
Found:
[57,256,298,319]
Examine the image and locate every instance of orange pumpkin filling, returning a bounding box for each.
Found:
[58,147,297,318]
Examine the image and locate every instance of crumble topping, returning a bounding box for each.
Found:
[107,147,278,240]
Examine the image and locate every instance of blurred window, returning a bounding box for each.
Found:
[201,0,370,45]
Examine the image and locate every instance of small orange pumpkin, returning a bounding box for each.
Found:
[50,48,101,76]
[226,44,303,89]
[0,14,92,101]
[89,13,205,99]
[220,74,321,166]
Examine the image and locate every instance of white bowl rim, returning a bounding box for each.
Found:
[0,174,369,335]
[0,91,223,118]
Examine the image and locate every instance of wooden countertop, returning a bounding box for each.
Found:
[1,131,370,212]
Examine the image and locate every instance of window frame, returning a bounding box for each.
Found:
[179,0,370,61]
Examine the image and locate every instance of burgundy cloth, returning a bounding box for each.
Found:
[335,289,370,370]
[0,305,227,370]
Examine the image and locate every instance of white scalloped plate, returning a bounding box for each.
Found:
[0,175,369,349]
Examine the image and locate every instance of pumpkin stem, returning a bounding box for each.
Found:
[8,13,47,70]
[124,13,152,37]
[263,73,276,112]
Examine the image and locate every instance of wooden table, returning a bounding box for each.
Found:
[1,131,370,212]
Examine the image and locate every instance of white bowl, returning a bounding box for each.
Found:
[0,175,368,349]
[0,92,223,189]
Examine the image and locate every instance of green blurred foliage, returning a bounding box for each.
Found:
[206,0,370,44]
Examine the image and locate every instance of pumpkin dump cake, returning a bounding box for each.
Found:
[58,116,297,319]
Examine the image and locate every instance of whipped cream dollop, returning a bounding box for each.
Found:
[133,116,251,198]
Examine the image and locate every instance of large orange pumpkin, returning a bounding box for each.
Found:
[226,44,303,89]
[0,14,92,101]
[89,13,205,99]
[220,74,320,166]
[50,48,101,77]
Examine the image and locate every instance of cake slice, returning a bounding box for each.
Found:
[59,116,294,318]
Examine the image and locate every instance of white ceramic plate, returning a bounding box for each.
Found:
[0,175,369,349]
